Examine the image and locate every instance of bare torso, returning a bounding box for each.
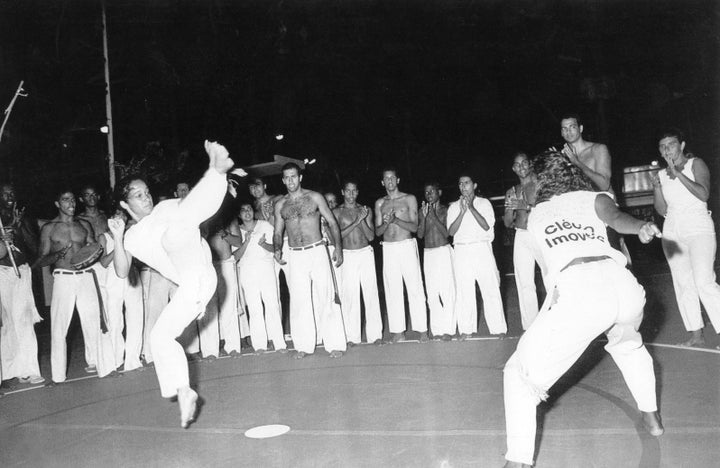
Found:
[376,193,415,242]
[420,204,449,248]
[78,210,108,240]
[42,218,95,269]
[279,191,323,247]
[335,204,372,250]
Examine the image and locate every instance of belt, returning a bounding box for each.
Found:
[560,255,611,272]
[53,269,92,275]
[289,239,326,251]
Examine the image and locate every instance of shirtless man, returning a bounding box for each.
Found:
[503,152,547,330]
[333,181,383,345]
[558,113,612,192]
[417,182,455,341]
[272,163,346,358]
[36,190,115,384]
[448,174,506,339]
[77,185,108,241]
[375,168,428,343]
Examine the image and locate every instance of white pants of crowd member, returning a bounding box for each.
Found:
[234,264,252,340]
[423,245,456,337]
[503,260,658,465]
[209,259,242,354]
[240,258,286,351]
[287,243,347,354]
[340,246,383,343]
[453,242,506,335]
[382,238,427,334]
[274,242,290,335]
[50,269,115,382]
[513,229,547,330]
[101,265,144,371]
[0,264,42,379]
[662,211,720,332]
[149,171,224,399]
[140,268,176,363]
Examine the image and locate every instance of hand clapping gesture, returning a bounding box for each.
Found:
[561,143,580,166]
[383,208,396,224]
[108,216,126,240]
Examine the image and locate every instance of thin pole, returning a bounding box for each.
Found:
[0,81,27,145]
[101,0,116,189]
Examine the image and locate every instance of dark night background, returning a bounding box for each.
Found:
[0,0,717,218]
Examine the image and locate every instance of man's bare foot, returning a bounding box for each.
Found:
[277,348,289,354]
[441,334,453,341]
[459,333,470,341]
[418,332,430,343]
[641,411,664,437]
[204,140,234,174]
[329,350,344,358]
[347,342,357,348]
[497,333,507,340]
[391,332,405,343]
[254,349,266,356]
[677,330,705,347]
[295,351,307,359]
[178,387,199,429]
[372,338,385,346]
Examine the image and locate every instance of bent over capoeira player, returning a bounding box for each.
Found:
[502,151,664,467]
[109,141,238,428]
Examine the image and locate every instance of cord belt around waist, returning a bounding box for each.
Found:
[560,255,611,272]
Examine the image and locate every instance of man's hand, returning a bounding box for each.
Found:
[58,243,72,260]
[662,155,679,179]
[274,249,286,265]
[562,143,580,166]
[360,205,370,220]
[108,217,126,240]
[421,201,429,217]
[639,222,662,244]
[382,209,396,224]
[459,197,469,213]
[11,203,24,227]
[258,234,266,246]
[0,227,14,244]
[332,246,344,268]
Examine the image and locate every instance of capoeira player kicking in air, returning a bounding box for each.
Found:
[502,151,664,468]
[109,141,239,429]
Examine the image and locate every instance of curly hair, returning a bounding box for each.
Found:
[533,151,594,203]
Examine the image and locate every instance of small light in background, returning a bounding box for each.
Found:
[100,126,109,134]
[303,158,316,165]
[275,134,284,141]
[650,160,658,166]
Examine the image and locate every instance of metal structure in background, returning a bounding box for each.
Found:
[101,0,116,189]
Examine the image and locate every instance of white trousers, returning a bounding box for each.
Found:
[503,260,657,465]
[662,212,720,332]
[0,264,42,379]
[234,265,252,340]
[50,269,115,382]
[239,258,286,351]
[453,242,506,334]
[140,268,175,363]
[340,246,383,343]
[513,229,547,330]
[148,170,224,398]
[423,245,456,336]
[287,244,347,354]
[382,238,427,333]
[101,264,144,370]
[210,260,242,354]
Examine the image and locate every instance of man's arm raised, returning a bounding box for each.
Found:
[595,194,661,244]
[108,217,133,278]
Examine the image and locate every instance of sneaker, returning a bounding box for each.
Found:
[84,365,97,374]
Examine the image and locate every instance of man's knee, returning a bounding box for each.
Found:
[504,355,547,405]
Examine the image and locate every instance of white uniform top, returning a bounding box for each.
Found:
[447,196,495,243]
[124,199,209,285]
[238,220,275,264]
[659,158,707,217]
[527,191,626,286]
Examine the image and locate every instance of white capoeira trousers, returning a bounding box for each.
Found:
[382,238,427,334]
[287,244,347,354]
[50,268,115,382]
[210,259,242,354]
[340,246,383,343]
[423,245,456,336]
[140,268,176,363]
[662,211,720,332]
[239,258,286,351]
[453,242,506,335]
[0,264,42,379]
[513,229,547,330]
[503,260,658,465]
[101,264,144,370]
[148,170,225,398]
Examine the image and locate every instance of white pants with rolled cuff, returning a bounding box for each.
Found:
[423,245,456,336]
[503,260,658,465]
[382,238,427,334]
[453,242,506,335]
[340,246,383,343]
[287,244,346,354]
[513,229,547,330]
[240,258,286,351]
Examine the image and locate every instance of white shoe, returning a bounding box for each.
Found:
[19,375,45,384]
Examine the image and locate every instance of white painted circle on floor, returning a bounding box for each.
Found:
[244,424,291,439]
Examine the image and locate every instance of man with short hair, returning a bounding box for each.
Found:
[375,168,428,343]
[36,190,115,383]
[0,183,43,384]
[418,182,455,340]
[77,185,108,241]
[273,163,346,358]
[448,174,506,339]
[174,182,190,200]
[503,152,546,330]
[334,181,383,345]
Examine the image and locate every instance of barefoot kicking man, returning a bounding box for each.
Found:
[502,151,664,467]
[109,141,238,429]
[375,168,428,343]
[272,163,347,358]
